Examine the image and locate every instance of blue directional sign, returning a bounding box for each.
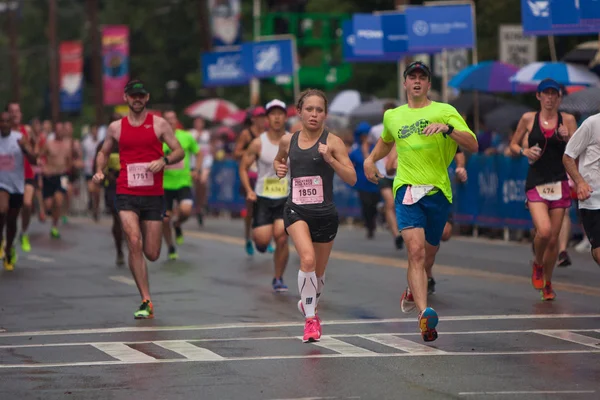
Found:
[241,39,295,79]
[201,49,248,87]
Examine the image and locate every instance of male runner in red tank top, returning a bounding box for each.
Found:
[6,103,36,253]
[93,79,184,319]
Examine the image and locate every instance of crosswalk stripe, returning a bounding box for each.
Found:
[91,342,156,362]
[306,336,375,355]
[534,330,600,349]
[154,341,224,361]
[361,334,446,354]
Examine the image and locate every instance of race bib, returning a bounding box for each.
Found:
[263,177,288,197]
[166,159,185,170]
[536,182,562,201]
[402,185,435,205]
[292,176,324,205]
[127,163,154,187]
[0,154,15,171]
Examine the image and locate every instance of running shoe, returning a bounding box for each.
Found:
[400,287,416,313]
[245,240,254,256]
[266,243,275,253]
[50,227,60,239]
[134,300,154,319]
[272,278,288,293]
[395,236,404,250]
[168,246,178,261]
[557,251,572,267]
[541,283,556,301]
[427,277,436,295]
[531,261,544,290]
[3,247,17,271]
[174,225,184,245]
[302,317,321,343]
[20,234,31,253]
[0,239,5,259]
[418,307,439,342]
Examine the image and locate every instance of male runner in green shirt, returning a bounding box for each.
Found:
[364,61,478,342]
[162,110,202,260]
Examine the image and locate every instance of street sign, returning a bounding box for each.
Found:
[201,49,249,87]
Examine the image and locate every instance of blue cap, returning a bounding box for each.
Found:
[537,78,561,93]
[354,121,371,143]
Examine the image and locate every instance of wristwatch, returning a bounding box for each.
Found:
[443,124,454,138]
[163,156,169,165]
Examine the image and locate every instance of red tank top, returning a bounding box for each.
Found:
[116,114,164,196]
[19,126,34,180]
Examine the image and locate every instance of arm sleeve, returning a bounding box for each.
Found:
[565,120,592,159]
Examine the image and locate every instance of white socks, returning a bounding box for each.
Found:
[316,273,325,307]
[298,270,318,318]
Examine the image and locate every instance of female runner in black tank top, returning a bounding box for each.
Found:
[274,89,356,343]
[510,78,577,301]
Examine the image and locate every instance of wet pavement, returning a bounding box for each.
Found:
[0,217,599,399]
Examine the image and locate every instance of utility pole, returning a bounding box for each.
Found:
[87,0,104,125]
[198,0,216,97]
[7,1,19,102]
[48,0,59,124]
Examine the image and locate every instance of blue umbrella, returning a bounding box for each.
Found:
[449,61,536,93]
[511,62,600,86]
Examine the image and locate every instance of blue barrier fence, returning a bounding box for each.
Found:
[208,155,581,230]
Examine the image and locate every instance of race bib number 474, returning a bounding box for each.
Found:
[127,163,154,187]
[292,175,324,205]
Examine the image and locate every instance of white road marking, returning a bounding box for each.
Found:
[459,390,596,396]
[534,330,600,349]
[1,313,599,338]
[108,275,136,286]
[26,255,54,263]
[1,349,599,369]
[154,341,224,361]
[307,336,375,355]
[91,342,156,363]
[361,334,446,354]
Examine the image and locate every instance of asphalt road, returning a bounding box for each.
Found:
[0,217,599,400]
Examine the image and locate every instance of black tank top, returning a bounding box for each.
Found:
[287,130,336,215]
[525,112,568,191]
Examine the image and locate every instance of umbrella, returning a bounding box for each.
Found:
[449,61,537,93]
[562,41,599,66]
[450,92,507,117]
[348,98,398,126]
[184,98,239,122]
[221,110,247,127]
[483,103,533,134]
[329,90,376,116]
[559,87,600,115]
[510,62,600,86]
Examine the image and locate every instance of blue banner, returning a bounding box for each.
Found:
[352,14,384,55]
[579,0,600,25]
[241,39,295,79]
[405,4,475,52]
[342,20,403,63]
[201,49,248,87]
[522,0,600,35]
[381,13,408,55]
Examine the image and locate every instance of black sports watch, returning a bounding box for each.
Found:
[445,124,455,136]
[163,156,170,165]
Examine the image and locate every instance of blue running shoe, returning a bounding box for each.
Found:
[245,240,254,256]
[266,243,275,253]
[418,307,439,342]
[272,278,288,293]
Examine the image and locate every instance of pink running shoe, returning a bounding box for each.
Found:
[302,317,321,343]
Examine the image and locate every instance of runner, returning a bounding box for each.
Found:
[234,107,269,255]
[6,103,36,252]
[366,101,404,249]
[161,110,202,260]
[82,124,101,221]
[93,137,125,266]
[64,121,83,223]
[510,78,577,301]
[37,121,73,238]
[274,89,357,342]
[93,79,184,319]
[239,99,290,292]
[563,111,600,266]
[0,111,37,271]
[189,117,211,226]
[364,61,478,342]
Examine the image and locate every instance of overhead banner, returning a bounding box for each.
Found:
[521,0,600,35]
[405,4,475,52]
[241,39,295,79]
[201,49,248,87]
[209,0,242,48]
[102,25,129,106]
[499,25,537,67]
[352,13,407,57]
[342,20,399,63]
[59,41,83,112]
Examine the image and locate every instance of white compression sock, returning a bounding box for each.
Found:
[298,270,318,318]
[316,274,325,307]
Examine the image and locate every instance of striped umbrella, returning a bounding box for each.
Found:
[559,87,600,115]
[449,61,536,93]
[184,99,239,122]
[510,62,600,86]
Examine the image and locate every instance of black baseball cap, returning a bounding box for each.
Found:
[403,61,431,80]
[124,79,149,95]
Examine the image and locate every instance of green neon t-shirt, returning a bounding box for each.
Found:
[381,101,475,203]
[163,129,199,190]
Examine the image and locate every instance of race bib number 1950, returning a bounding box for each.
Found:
[292,176,324,205]
[127,163,154,187]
